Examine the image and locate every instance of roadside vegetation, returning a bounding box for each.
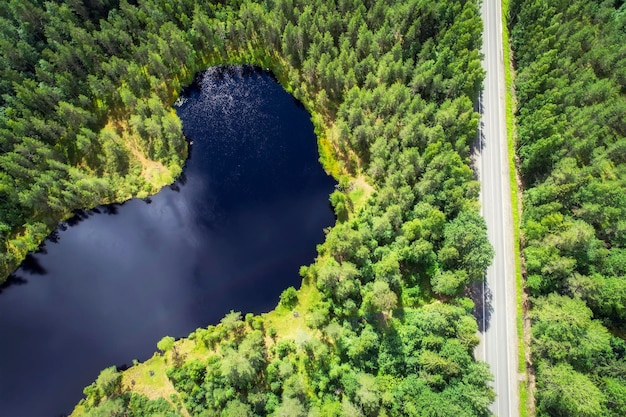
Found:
[509,0,626,415]
[500,0,531,414]
[0,0,497,415]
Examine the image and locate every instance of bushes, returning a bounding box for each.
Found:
[279,286,298,309]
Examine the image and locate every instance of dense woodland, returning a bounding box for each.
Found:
[0,0,498,415]
[0,0,192,279]
[6,0,626,415]
[510,0,626,415]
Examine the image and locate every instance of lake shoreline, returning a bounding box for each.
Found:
[0,67,337,417]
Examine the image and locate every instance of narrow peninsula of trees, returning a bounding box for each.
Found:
[2,0,494,416]
[510,0,626,415]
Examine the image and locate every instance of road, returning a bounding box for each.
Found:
[475,0,520,416]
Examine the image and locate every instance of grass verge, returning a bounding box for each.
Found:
[501,1,531,416]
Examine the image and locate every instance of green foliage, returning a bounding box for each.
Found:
[157,336,175,353]
[221,399,253,417]
[0,0,497,415]
[0,0,195,278]
[82,366,121,405]
[77,364,179,416]
[537,362,606,417]
[511,0,626,414]
[329,190,349,221]
[531,295,612,371]
[80,398,126,417]
[221,310,244,335]
[430,209,491,296]
[75,392,180,417]
[364,280,398,314]
[439,210,493,283]
[279,286,298,309]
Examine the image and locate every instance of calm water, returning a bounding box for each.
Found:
[0,66,335,416]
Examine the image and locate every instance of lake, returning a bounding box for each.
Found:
[0,66,335,416]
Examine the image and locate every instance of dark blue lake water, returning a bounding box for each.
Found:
[0,66,335,416]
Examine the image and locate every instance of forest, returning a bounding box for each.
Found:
[510,0,626,415]
[0,0,497,416]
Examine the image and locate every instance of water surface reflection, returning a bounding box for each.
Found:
[0,66,335,416]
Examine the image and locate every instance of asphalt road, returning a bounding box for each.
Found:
[475,0,520,416]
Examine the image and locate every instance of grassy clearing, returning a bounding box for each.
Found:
[262,274,322,342]
[501,1,532,416]
[350,175,374,206]
[121,355,177,402]
[104,119,177,195]
[70,352,190,417]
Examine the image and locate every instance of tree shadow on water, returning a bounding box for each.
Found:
[0,274,29,294]
[20,253,48,276]
[169,171,188,193]
[102,204,120,215]
[46,229,61,244]
[65,209,92,227]
[116,363,130,372]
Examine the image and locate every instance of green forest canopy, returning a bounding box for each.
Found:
[0,0,499,415]
[510,0,626,415]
